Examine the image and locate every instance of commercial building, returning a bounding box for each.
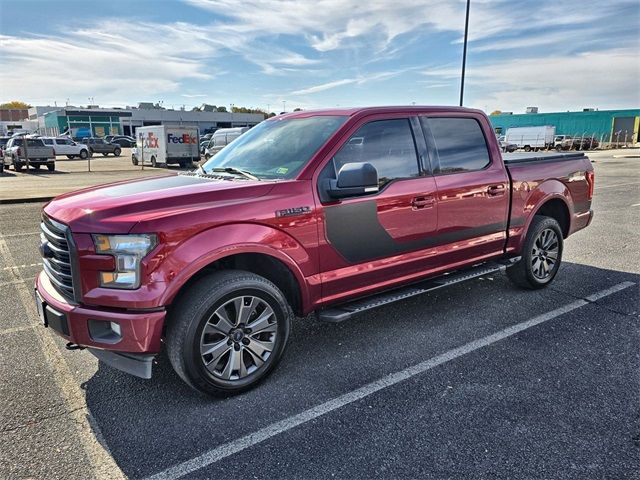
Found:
[41,105,265,137]
[489,108,640,144]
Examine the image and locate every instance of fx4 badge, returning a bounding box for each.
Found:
[276,206,311,218]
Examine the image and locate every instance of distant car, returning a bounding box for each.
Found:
[3,136,55,171]
[41,137,90,159]
[553,135,573,151]
[80,137,122,156]
[497,135,517,153]
[572,136,599,150]
[0,136,10,159]
[109,136,136,148]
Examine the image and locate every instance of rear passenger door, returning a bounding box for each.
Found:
[420,115,509,264]
[317,116,439,300]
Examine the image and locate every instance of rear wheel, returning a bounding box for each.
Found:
[13,158,22,172]
[114,148,121,157]
[524,145,531,152]
[132,156,139,166]
[507,216,563,289]
[47,163,55,172]
[79,150,88,159]
[166,270,292,396]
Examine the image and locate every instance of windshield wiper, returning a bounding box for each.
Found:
[209,167,260,181]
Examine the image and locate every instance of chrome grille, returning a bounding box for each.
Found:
[40,215,76,301]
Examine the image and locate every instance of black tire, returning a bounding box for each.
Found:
[47,163,55,172]
[132,156,139,166]
[151,156,157,168]
[166,270,292,396]
[114,148,121,157]
[524,145,531,152]
[89,148,94,156]
[14,159,22,172]
[507,216,563,289]
[79,150,88,159]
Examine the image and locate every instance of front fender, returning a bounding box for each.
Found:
[157,223,312,308]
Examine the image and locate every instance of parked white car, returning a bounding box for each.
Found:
[41,137,90,159]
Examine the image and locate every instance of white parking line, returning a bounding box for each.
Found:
[0,231,39,238]
[0,235,125,480]
[145,281,635,480]
[595,182,640,190]
[2,263,42,271]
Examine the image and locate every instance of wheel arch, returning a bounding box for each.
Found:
[532,197,570,238]
[157,225,312,316]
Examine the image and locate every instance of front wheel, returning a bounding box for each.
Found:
[166,270,292,396]
[79,150,88,160]
[113,148,121,157]
[507,216,563,289]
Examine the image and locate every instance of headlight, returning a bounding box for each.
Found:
[93,234,157,289]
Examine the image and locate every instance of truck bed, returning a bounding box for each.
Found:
[503,152,586,165]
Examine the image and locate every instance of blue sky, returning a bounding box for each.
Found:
[1,0,638,113]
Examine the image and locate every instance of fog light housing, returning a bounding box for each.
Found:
[88,319,123,344]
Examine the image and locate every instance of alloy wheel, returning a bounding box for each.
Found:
[199,295,278,381]
[531,228,559,279]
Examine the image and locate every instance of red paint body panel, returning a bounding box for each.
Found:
[35,106,593,355]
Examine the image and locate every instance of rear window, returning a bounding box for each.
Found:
[423,117,491,174]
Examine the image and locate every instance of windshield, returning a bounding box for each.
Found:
[201,115,347,179]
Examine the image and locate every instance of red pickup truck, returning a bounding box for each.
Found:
[35,107,594,395]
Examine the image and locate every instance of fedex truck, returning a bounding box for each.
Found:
[132,126,199,168]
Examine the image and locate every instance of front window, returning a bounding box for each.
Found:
[202,116,347,179]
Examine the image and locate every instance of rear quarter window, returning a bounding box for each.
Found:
[423,117,491,174]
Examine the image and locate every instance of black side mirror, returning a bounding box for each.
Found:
[327,162,379,199]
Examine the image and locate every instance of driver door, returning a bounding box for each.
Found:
[316,116,439,303]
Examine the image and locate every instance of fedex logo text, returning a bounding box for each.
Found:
[168,133,198,144]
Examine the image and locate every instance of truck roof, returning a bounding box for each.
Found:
[279,105,484,119]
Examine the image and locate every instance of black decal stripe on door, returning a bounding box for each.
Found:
[325,201,505,263]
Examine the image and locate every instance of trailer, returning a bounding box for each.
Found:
[132,126,199,168]
[505,125,555,151]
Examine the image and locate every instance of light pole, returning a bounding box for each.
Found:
[459,0,471,107]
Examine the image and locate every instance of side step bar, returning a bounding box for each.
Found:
[316,258,520,323]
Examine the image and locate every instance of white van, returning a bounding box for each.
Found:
[204,127,251,159]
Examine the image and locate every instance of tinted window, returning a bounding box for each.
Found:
[43,138,53,145]
[334,119,418,186]
[425,118,490,174]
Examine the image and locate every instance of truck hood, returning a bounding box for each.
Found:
[44,174,275,233]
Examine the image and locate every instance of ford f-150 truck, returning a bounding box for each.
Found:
[34,107,594,396]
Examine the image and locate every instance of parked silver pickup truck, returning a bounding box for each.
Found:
[3,136,56,172]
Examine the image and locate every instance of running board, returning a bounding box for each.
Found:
[316,258,520,323]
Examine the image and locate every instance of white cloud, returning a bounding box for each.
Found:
[0,22,216,105]
[424,48,640,111]
[290,68,416,95]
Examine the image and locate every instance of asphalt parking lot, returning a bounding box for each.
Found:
[0,150,638,479]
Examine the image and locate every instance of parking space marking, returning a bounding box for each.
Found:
[145,281,635,480]
[0,231,39,238]
[2,263,42,271]
[0,276,35,288]
[594,181,639,190]
[0,324,36,336]
[0,235,125,480]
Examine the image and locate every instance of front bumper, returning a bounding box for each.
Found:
[35,271,166,355]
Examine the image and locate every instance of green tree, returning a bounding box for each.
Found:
[216,106,227,112]
[0,100,31,109]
